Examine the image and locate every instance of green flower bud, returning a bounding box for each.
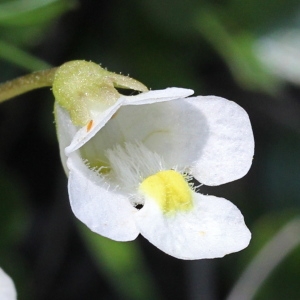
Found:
[52,60,147,126]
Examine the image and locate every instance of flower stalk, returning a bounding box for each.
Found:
[0,67,57,103]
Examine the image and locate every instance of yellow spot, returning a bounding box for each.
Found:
[86,120,93,132]
[139,170,193,214]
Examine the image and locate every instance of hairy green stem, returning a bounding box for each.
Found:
[0,67,57,103]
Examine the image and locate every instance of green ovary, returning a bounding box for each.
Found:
[139,170,193,214]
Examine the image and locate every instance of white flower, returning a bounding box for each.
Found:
[0,268,17,300]
[55,87,254,260]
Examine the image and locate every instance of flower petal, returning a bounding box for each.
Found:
[65,88,193,155]
[55,103,78,174]
[185,96,254,185]
[0,268,17,300]
[135,192,251,259]
[65,99,124,155]
[67,152,139,241]
[92,98,208,171]
[122,87,194,105]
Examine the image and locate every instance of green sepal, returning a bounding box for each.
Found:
[52,60,148,126]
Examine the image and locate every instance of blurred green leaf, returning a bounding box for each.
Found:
[227,211,300,300]
[0,40,51,71]
[0,0,77,70]
[0,0,77,26]
[79,224,161,300]
[195,7,281,94]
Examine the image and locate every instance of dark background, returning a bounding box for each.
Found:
[1,0,300,299]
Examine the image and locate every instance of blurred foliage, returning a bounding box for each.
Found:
[228,211,300,300]
[0,0,76,27]
[0,0,300,300]
[0,0,77,70]
[79,224,161,300]
[253,215,300,300]
[0,164,32,299]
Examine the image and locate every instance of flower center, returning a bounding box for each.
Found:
[139,170,193,214]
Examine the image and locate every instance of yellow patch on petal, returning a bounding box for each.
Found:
[139,170,193,214]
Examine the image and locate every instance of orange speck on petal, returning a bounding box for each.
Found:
[87,120,93,132]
